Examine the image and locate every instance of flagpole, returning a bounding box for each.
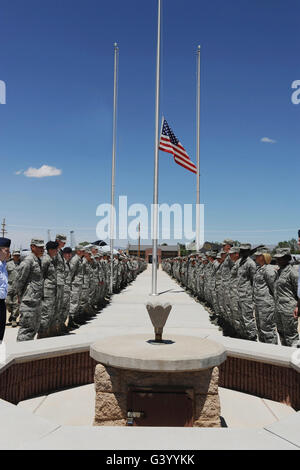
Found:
[196,45,201,252]
[110,42,119,295]
[151,0,162,296]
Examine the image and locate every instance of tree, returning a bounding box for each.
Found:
[178,244,188,256]
[78,241,90,247]
[274,239,300,254]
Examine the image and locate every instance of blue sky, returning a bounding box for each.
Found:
[0,0,300,249]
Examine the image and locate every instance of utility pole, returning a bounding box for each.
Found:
[70,231,75,249]
[138,223,141,258]
[1,218,7,237]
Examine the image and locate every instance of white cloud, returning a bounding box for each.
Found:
[22,165,62,178]
[15,170,23,175]
[261,137,276,144]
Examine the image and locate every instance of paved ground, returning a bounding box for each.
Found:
[17,384,295,428]
[7,265,295,428]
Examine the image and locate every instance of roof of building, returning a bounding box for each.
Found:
[128,245,179,252]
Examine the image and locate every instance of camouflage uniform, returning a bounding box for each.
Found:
[253,247,278,344]
[236,244,258,341]
[15,244,44,341]
[203,259,212,306]
[210,258,219,314]
[61,256,72,329]
[39,252,57,338]
[273,248,299,347]
[55,248,66,333]
[214,257,223,317]
[220,255,234,330]
[6,255,21,323]
[228,249,241,336]
[78,256,92,319]
[69,250,84,322]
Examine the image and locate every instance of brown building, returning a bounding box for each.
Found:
[127,244,180,264]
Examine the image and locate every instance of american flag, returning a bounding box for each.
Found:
[159,119,197,174]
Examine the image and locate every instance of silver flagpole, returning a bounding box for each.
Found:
[151,0,162,296]
[196,45,201,252]
[110,42,119,294]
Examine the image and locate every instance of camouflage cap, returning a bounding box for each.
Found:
[216,253,222,259]
[55,234,67,242]
[31,239,44,247]
[210,251,218,259]
[239,243,252,250]
[12,250,21,256]
[75,244,84,251]
[229,246,240,254]
[222,239,234,246]
[273,247,291,258]
[254,246,270,256]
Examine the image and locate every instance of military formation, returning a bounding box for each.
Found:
[6,235,146,341]
[162,239,300,348]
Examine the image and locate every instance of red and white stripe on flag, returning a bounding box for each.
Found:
[159,119,197,174]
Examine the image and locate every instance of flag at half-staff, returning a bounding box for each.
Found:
[159,118,197,174]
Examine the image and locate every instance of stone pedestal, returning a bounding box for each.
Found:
[90,334,227,428]
[94,364,221,427]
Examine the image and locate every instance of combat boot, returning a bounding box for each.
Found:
[68,316,80,330]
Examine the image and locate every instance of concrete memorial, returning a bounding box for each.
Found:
[90,302,227,427]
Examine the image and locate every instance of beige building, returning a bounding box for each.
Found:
[127,244,180,264]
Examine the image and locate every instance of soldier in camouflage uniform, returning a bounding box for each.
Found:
[203,254,211,306]
[197,255,206,301]
[205,252,215,309]
[38,241,58,338]
[93,250,103,308]
[273,248,299,347]
[228,246,241,337]
[253,247,278,344]
[210,252,219,315]
[54,234,66,335]
[89,248,100,310]
[6,250,21,327]
[78,247,94,322]
[219,239,235,336]
[68,245,84,330]
[214,251,227,324]
[236,243,258,341]
[60,247,73,334]
[15,239,44,341]
[101,254,109,301]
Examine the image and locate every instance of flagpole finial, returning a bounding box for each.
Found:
[114,42,118,48]
[198,45,201,51]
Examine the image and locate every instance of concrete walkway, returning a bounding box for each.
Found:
[73,265,222,340]
[4,266,220,348]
